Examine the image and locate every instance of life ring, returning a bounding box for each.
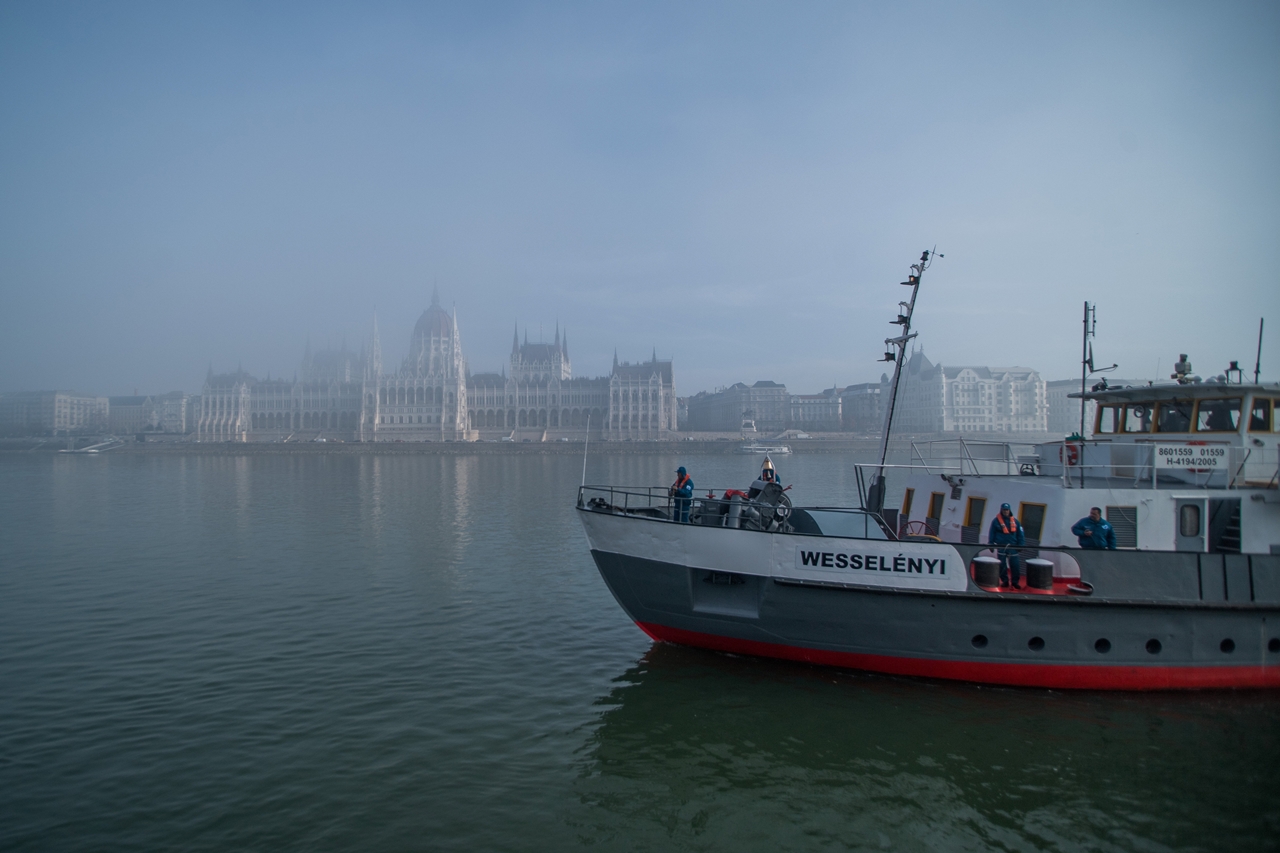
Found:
[1059,444,1080,466]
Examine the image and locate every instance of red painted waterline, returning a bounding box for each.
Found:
[635,622,1280,691]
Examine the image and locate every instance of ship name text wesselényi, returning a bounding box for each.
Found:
[797,551,946,574]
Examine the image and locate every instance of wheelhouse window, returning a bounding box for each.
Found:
[1195,398,1241,432]
[1250,398,1275,432]
[1096,405,1121,434]
[1122,403,1153,433]
[1156,400,1193,433]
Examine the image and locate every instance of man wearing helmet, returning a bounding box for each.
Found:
[747,456,781,500]
[987,502,1026,589]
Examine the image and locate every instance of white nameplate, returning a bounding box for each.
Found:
[1155,443,1224,469]
[790,542,967,591]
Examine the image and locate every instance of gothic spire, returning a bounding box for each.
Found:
[431,286,440,308]
[512,322,519,356]
[369,313,382,379]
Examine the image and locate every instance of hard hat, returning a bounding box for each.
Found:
[676,466,687,475]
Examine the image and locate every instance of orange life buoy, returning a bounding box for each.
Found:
[1059,444,1080,466]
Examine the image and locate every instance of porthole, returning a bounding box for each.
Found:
[1027,636,1045,652]
[971,634,988,649]
[1220,638,1235,654]
[1094,638,1111,654]
[1146,639,1162,655]
[1270,638,1280,653]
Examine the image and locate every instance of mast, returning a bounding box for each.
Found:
[867,249,933,514]
[1079,301,1092,442]
[1076,302,1116,488]
[1255,318,1265,384]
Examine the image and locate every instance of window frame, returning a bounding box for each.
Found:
[964,497,987,528]
[1095,404,1122,434]
[1155,399,1195,433]
[927,492,945,522]
[1121,402,1154,434]
[1249,397,1275,433]
[1193,397,1243,433]
[1017,502,1048,542]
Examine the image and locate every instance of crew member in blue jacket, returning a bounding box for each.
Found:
[1071,507,1117,549]
[987,502,1025,589]
[670,466,694,523]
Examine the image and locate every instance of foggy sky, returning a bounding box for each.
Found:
[2,1,1278,397]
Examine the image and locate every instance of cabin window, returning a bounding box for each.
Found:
[1195,398,1241,432]
[901,488,915,519]
[1096,405,1121,434]
[1122,403,1153,433]
[1018,502,1047,544]
[1250,398,1275,432]
[1156,400,1194,433]
[1106,506,1138,548]
[926,492,945,536]
[962,497,987,544]
[1179,503,1201,537]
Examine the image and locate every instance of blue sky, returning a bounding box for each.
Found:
[2,1,1277,396]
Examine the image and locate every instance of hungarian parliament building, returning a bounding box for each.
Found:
[196,292,676,442]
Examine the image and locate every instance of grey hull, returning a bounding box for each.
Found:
[588,547,1280,690]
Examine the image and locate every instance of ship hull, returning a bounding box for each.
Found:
[582,510,1280,690]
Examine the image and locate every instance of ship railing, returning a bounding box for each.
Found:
[577,483,780,517]
[908,437,1279,490]
[1041,439,1280,490]
[909,438,1041,477]
[577,484,896,536]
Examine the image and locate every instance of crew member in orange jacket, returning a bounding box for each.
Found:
[670,466,694,522]
[987,503,1026,589]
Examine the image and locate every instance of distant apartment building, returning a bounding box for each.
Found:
[0,391,108,435]
[790,390,842,432]
[109,392,194,435]
[838,381,886,432]
[1046,379,1090,437]
[893,351,1047,433]
[108,397,154,434]
[685,381,790,433]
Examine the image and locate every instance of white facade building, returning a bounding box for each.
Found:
[894,351,1048,434]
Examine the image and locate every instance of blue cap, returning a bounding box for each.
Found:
[1001,502,1012,511]
[676,466,686,475]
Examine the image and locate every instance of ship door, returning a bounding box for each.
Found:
[1175,498,1206,552]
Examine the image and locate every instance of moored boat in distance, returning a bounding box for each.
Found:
[738,443,791,455]
[577,251,1280,690]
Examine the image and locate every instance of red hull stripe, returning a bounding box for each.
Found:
[635,622,1280,691]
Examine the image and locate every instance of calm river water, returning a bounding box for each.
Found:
[1,452,1277,852]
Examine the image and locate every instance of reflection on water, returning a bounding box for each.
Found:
[576,644,1280,851]
[1,452,1277,852]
